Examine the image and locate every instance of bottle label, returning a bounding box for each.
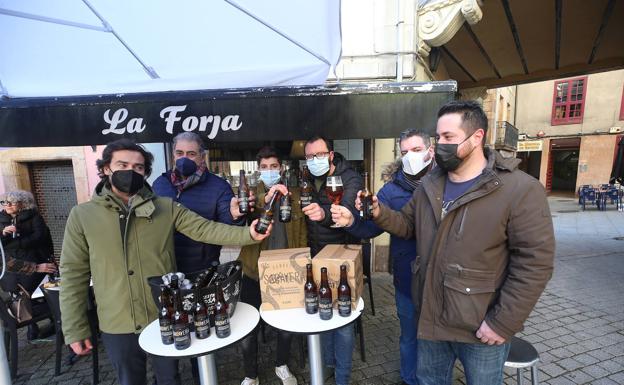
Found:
[215,314,231,337]
[159,318,174,344]
[319,298,333,320]
[280,206,291,215]
[239,196,249,210]
[173,324,190,348]
[300,194,312,207]
[338,296,352,316]
[194,314,210,338]
[305,293,319,313]
[360,197,373,220]
[257,216,271,233]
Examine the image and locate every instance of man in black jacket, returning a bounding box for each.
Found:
[302,136,362,385]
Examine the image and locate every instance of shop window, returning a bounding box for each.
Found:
[551,76,587,125]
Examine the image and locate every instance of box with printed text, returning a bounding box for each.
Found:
[312,244,363,310]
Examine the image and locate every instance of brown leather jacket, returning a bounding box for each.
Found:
[375,149,554,342]
[238,182,308,281]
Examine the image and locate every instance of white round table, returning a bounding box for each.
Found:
[139,302,259,385]
[260,297,364,385]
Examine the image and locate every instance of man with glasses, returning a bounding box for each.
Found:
[302,136,362,385]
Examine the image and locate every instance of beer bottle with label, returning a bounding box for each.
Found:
[299,165,313,208]
[193,287,210,339]
[214,281,231,338]
[238,170,250,214]
[279,176,292,223]
[255,190,280,234]
[318,267,333,320]
[359,172,374,220]
[172,288,191,350]
[337,264,352,317]
[304,263,319,314]
[158,285,174,345]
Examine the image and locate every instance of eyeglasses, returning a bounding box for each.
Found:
[304,152,330,161]
[0,201,18,207]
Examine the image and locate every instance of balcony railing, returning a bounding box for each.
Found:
[495,121,518,151]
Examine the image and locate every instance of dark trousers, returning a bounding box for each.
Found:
[101,332,180,385]
[240,275,293,378]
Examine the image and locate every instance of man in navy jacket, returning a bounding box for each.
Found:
[331,129,434,385]
[153,132,248,273]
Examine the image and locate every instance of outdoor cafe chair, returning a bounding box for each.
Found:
[0,293,52,378]
[41,285,99,384]
[580,188,597,211]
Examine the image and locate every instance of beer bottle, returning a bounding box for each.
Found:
[172,288,191,350]
[238,170,250,214]
[255,190,280,234]
[359,172,374,220]
[279,176,292,223]
[214,281,231,338]
[158,285,174,345]
[318,267,333,320]
[193,287,210,339]
[337,265,352,317]
[299,165,313,208]
[304,263,319,314]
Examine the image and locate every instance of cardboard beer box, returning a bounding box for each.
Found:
[258,247,311,311]
[312,244,363,310]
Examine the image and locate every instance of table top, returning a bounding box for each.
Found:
[260,297,364,334]
[33,279,93,299]
[138,302,259,358]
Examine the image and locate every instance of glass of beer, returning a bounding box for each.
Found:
[325,176,344,227]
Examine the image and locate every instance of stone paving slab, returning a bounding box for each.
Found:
[8,196,624,384]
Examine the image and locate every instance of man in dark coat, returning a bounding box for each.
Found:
[301,136,362,385]
[153,132,248,273]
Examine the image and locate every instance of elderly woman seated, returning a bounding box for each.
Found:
[1,190,57,338]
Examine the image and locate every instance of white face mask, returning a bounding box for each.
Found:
[259,170,281,187]
[306,157,330,177]
[402,150,431,175]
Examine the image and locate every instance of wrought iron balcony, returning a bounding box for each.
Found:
[495,121,518,151]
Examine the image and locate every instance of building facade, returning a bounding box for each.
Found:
[514,69,624,193]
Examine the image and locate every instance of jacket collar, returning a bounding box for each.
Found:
[422,148,515,223]
[93,180,156,217]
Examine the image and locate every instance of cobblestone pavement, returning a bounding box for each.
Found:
[8,197,624,385]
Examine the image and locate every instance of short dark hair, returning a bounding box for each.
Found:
[256,146,282,165]
[96,139,154,179]
[304,136,333,152]
[437,100,488,138]
[399,128,431,148]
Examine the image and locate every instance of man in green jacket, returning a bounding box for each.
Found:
[370,101,555,385]
[60,139,271,385]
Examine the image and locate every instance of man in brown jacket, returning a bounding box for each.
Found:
[369,100,555,385]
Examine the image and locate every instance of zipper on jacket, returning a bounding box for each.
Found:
[457,206,469,237]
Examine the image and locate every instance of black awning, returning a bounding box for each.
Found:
[0,81,456,147]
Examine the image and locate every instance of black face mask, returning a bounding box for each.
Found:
[111,170,144,195]
[434,133,475,172]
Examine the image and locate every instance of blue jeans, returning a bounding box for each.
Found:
[395,290,418,385]
[416,339,510,385]
[322,323,354,385]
